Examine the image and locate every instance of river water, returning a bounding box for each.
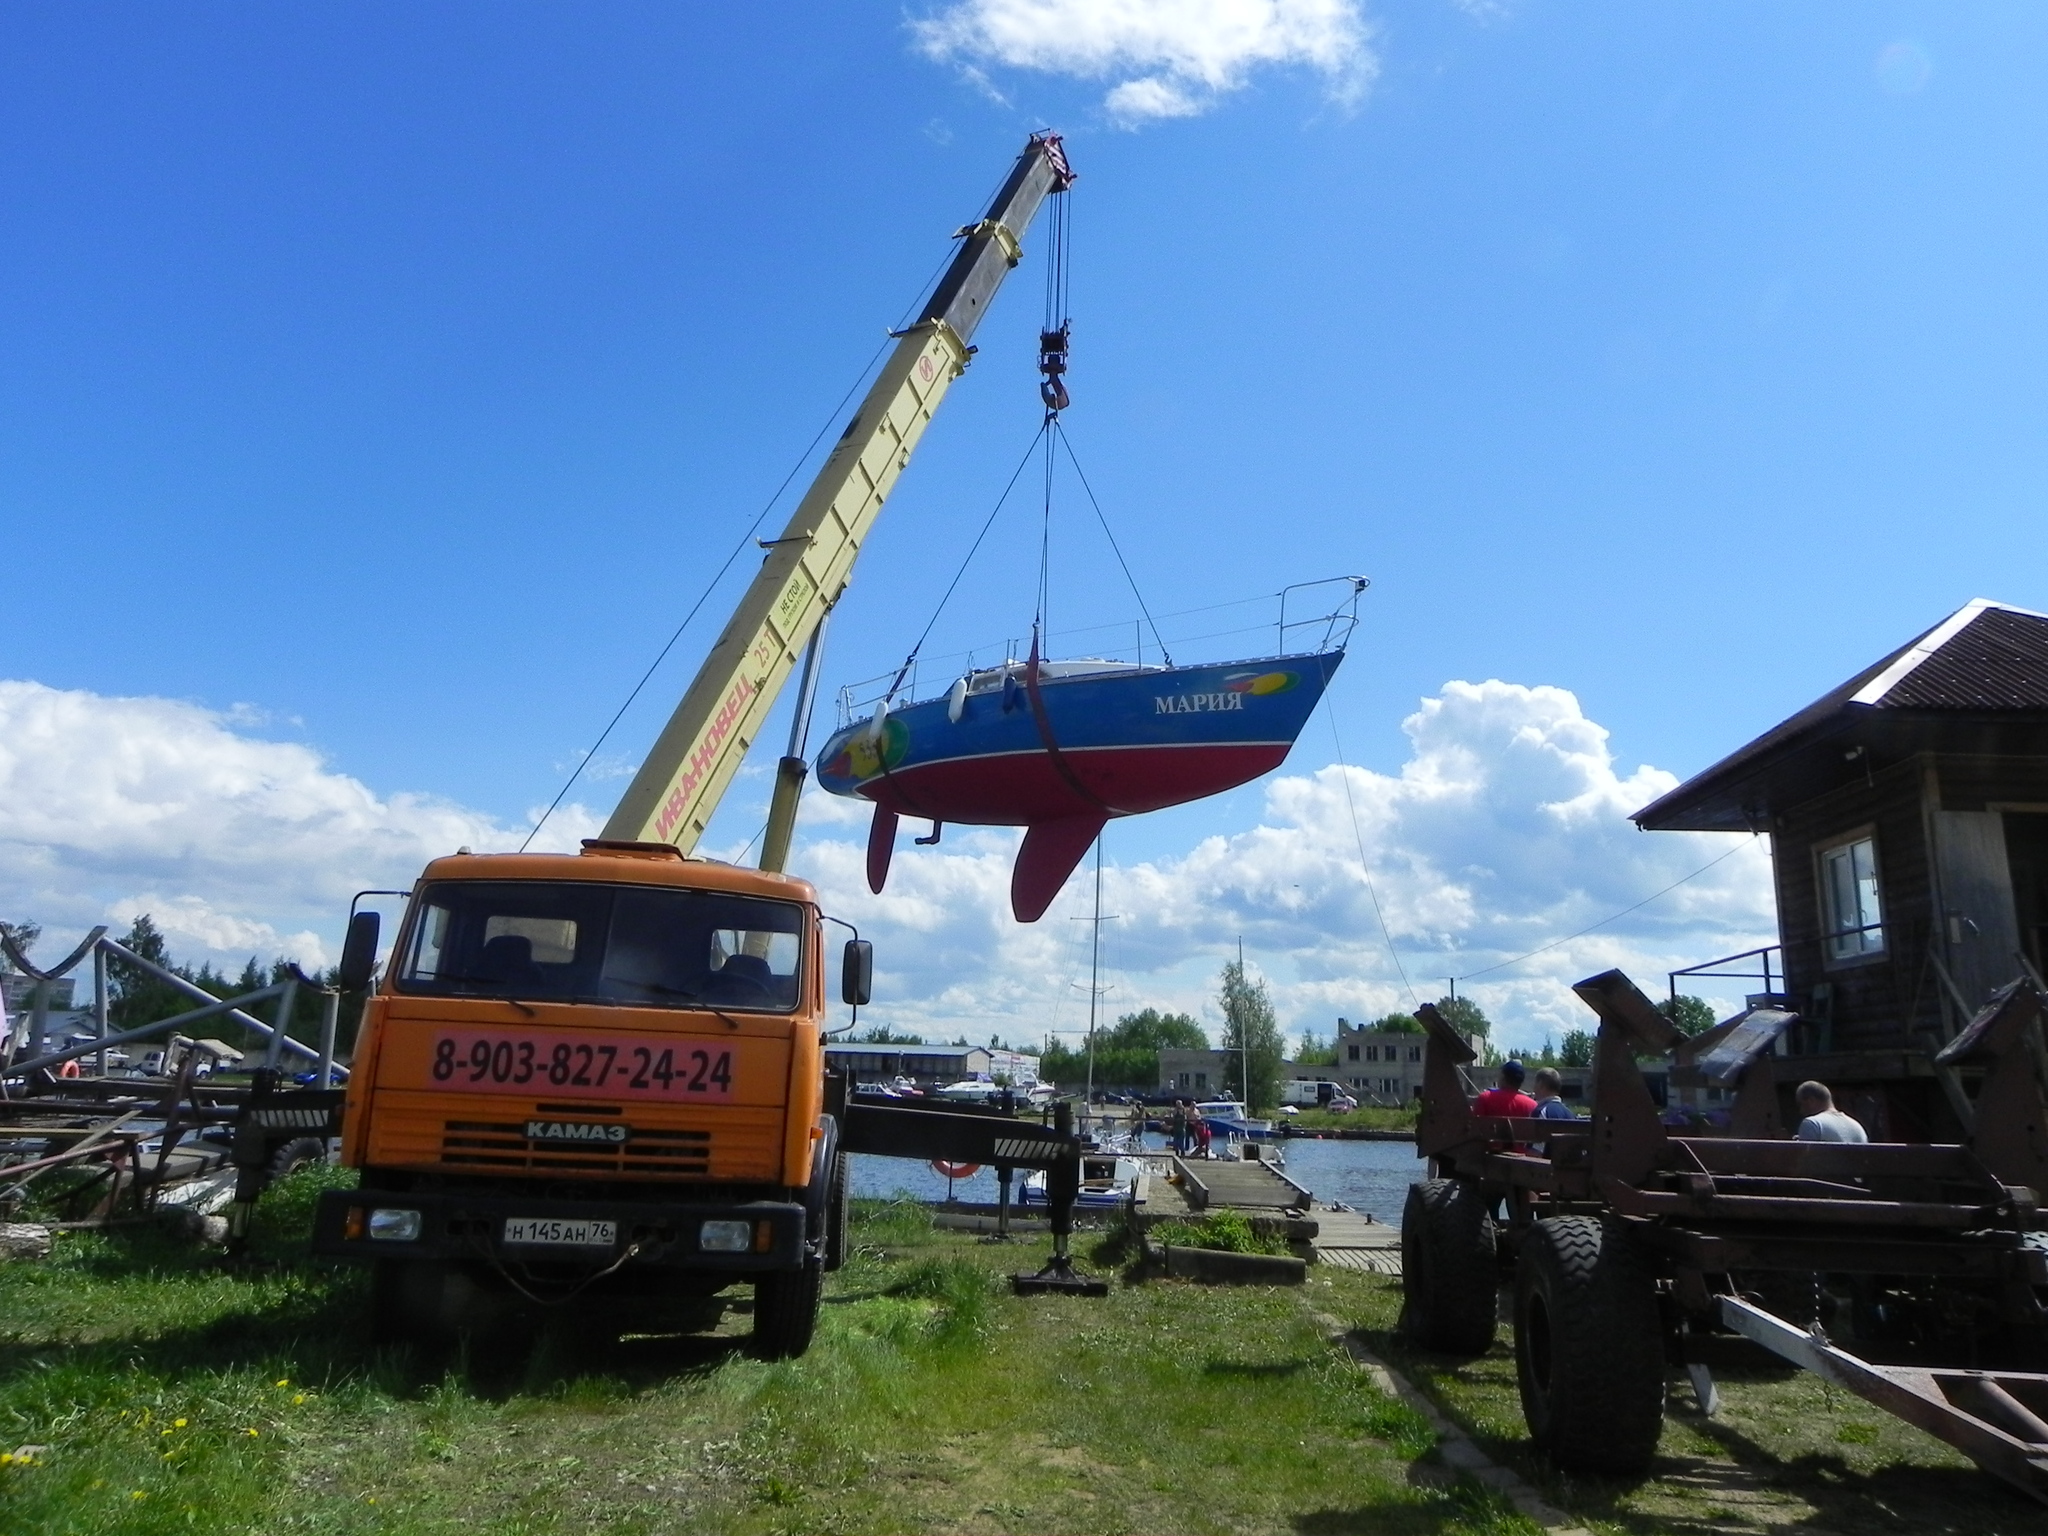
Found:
[849,1134,1425,1228]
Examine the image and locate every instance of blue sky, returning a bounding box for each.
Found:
[4,3,2045,1048]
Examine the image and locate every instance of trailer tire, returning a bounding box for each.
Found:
[1399,1178,1498,1354]
[268,1136,329,1182]
[1735,1268,1821,1329]
[1515,1216,1665,1475]
[752,1258,823,1360]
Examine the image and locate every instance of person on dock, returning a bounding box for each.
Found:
[1794,1080,1868,1143]
[1192,1110,1213,1160]
[1472,1060,1535,1120]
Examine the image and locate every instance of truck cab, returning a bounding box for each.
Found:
[312,839,861,1357]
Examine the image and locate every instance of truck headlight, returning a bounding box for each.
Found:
[699,1219,751,1253]
[367,1207,423,1242]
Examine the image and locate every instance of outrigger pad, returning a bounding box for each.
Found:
[1011,1257,1110,1298]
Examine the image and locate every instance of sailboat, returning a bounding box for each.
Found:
[816,643,1345,920]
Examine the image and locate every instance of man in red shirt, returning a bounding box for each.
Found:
[1473,1060,1536,1120]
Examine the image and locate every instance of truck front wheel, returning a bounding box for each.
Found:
[752,1259,823,1360]
[370,1258,454,1346]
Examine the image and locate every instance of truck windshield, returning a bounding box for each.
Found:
[395,882,804,1013]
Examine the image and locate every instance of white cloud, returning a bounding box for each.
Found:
[0,680,599,973]
[795,679,1776,1049]
[912,0,1377,125]
[0,675,1775,1058]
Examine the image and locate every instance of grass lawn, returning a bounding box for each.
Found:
[1345,1271,2048,1536]
[0,1171,1533,1535]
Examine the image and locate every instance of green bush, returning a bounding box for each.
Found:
[1149,1209,1290,1257]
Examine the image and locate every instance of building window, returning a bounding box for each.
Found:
[1347,1044,1360,1061]
[1409,1046,1422,1062]
[1195,1072,1208,1090]
[1365,1044,1378,1061]
[1819,833,1885,961]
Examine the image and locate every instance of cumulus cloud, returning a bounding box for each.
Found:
[795,679,1776,1048]
[0,680,598,972]
[911,0,1377,125]
[0,674,1775,1054]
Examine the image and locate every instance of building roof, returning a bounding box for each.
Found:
[1635,599,2048,833]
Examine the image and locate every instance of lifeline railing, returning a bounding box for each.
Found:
[833,574,1369,727]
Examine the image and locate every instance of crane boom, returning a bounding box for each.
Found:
[602,132,1074,857]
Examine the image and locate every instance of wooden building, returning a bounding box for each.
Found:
[1634,598,2048,1140]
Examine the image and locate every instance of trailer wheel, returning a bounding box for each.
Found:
[1515,1216,1665,1475]
[1399,1179,1498,1354]
[268,1136,330,1181]
[1735,1268,1821,1329]
[752,1259,823,1360]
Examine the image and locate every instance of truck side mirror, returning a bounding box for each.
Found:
[338,911,382,992]
[841,939,873,1008]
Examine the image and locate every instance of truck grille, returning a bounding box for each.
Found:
[441,1120,711,1177]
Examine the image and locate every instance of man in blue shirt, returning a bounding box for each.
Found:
[1531,1067,1577,1122]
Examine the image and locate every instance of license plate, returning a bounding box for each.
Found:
[503,1217,616,1249]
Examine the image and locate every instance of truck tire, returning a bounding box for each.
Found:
[370,1258,452,1346]
[824,1149,850,1272]
[1515,1216,1665,1475]
[752,1258,823,1360]
[1399,1179,1498,1354]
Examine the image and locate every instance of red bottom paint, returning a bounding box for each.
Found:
[858,742,1293,922]
[861,742,1290,825]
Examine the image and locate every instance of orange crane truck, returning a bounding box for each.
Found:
[311,134,1094,1357]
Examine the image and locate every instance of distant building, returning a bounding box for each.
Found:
[1636,597,2048,1140]
[1,972,75,1014]
[1331,1018,1427,1105]
[1158,1048,1235,1096]
[824,1041,1039,1088]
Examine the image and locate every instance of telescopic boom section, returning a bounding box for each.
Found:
[602,132,1075,861]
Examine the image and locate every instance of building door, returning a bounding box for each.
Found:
[1932,810,2025,1012]
[2005,812,2048,982]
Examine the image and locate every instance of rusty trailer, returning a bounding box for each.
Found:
[1404,968,2048,1503]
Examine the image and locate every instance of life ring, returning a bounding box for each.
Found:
[930,1159,982,1180]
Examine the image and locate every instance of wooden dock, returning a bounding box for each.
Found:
[1165,1152,1402,1274]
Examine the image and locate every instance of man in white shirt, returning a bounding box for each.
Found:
[1794,1080,1868,1143]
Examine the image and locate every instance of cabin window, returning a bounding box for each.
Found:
[1819,833,1886,962]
